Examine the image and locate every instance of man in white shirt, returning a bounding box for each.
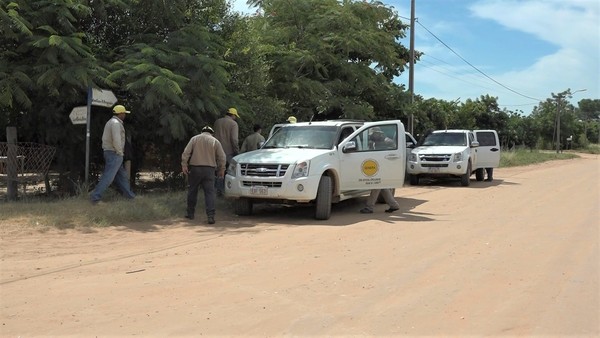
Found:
[90,105,136,204]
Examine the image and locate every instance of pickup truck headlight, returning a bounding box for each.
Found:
[453,152,463,162]
[408,153,417,162]
[292,160,310,179]
[227,158,237,177]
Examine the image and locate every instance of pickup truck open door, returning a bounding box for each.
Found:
[338,121,406,191]
[474,130,500,168]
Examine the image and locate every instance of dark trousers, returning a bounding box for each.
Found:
[216,153,234,194]
[187,166,216,217]
[485,168,494,181]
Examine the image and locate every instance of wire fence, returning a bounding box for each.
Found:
[0,142,56,188]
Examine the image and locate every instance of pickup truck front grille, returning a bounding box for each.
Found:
[419,154,452,162]
[242,181,282,188]
[422,163,449,168]
[240,163,290,177]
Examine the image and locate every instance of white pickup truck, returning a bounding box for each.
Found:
[225,120,408,220]
[407,129,500,186]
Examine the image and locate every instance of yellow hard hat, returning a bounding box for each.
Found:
[228,107,240,118]
[113,105,130,114]
[287,116,297,123]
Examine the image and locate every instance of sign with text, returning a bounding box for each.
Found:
[92,88,117,107]
[69,106,87,124]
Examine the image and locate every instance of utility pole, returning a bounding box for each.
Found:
[556,94,562,153]
[408,0,415,135]
[555,88,586,153]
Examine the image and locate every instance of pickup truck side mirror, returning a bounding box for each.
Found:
[342,141,357,153]
[406,142,415,149]
[471,141,480,148]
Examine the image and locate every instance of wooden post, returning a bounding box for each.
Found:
[6,127,18,201]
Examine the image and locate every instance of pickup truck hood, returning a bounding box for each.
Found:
[233,148,332,164]
[412,146,466,154]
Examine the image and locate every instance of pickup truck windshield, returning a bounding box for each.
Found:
[422,133,467,146]
[263,126,338,149]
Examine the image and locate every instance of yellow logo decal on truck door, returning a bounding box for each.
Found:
[361,159,379,177]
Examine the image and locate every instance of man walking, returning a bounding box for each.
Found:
[213,107,240,195]
[181,126,226,224]
[90,105,136,204]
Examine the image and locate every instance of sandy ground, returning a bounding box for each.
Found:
[1,154,599,337]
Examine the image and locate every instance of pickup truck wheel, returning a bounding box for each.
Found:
[234,198,253,216]
[376,188,395,203]
[315,176,332,220]
[409,174,419,186]
[475,168,485,181]
[461,162,472,187]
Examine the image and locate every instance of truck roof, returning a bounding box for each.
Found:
[431,129,471,134]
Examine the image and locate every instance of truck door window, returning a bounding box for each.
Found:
[337,127,354,145]
[476,132,497,146]
[350,125,398,152]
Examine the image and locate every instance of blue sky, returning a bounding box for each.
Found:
[232,0,599,115]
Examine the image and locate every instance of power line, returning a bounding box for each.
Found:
[415,20,542,102]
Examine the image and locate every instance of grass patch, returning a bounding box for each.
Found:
[578,144,600,154]
[0,192,187,229]
[500,149,579,167]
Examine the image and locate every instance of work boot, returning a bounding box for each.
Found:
[207,216,215,224]
[359,207,373,214]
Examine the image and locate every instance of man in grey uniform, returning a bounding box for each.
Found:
[181,126,226,224]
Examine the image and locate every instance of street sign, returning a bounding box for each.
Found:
[91,88,117,108]
[69,106,87,124]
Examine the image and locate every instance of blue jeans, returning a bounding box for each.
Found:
[90,150,135,202]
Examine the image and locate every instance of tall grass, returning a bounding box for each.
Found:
[500,149,579,167]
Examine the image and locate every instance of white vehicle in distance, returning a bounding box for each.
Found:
[225,120,407,220]
[407,129,500,186]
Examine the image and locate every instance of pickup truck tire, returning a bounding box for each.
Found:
[461,162,472,187]
[475,168,485,181]
[234,198,253,216]
[409,174,419,186]
[315,176,332,220]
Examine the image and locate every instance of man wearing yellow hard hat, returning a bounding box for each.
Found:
[90,105,136,204]
[213,107,240,196]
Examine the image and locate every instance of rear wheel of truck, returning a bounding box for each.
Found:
[315,176,332,220]
[461,162,472,187]
[475,168,485,181]
[234,198,253,216]
[409,174,420,186]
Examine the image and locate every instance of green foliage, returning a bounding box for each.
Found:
[1,0,596,197]
[251,0,411,120]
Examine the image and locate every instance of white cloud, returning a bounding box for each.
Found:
[469,0,599,108]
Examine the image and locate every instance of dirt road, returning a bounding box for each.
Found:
[1,154,598,337]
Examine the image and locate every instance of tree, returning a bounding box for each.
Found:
[248,0,412,121]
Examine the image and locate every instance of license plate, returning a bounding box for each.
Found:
[250,186,268,195]
[428,167,440,173]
